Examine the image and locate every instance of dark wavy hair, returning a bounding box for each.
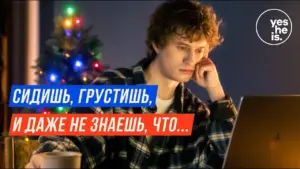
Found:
[146,0,223,60]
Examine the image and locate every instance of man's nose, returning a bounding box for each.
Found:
[185,51,199,65]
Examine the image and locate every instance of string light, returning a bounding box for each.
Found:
[25,137,29,142]
[64,19,72,28]
[83,76,87,82]
[65,30,71,37]
[66,7,75,16]
[75,60,82,67]
[57,107,64,112]
[93,61,102,70]
[93,62,99,68]
[49,73,58,82]
[39,71,43,75]
[75,18,81,24]
[65,53,70,58]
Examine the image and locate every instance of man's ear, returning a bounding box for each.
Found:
[152,42,160,54]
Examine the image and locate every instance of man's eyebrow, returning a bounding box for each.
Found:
[176,41,190,46]
[176,41,206,48]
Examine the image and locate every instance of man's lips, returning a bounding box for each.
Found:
[179,69,194,73]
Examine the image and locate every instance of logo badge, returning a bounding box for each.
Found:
[256,9,292,45]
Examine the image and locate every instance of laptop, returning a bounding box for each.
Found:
[223,95,300,168]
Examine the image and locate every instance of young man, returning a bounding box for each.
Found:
[26,0,237,168]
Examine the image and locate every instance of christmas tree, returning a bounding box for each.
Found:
[32,6,108,114]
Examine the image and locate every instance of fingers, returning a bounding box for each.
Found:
[196,58,215,78]
[192,64,200,81]
[25,162,35,169]
[197,58,213,66]
[26,154,43,169]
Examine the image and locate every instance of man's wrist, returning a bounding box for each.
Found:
[208,95,237,121]
[206,84,225,102]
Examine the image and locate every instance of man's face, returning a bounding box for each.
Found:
[154,35,208,83]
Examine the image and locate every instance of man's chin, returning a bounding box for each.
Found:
[174,77,191,83]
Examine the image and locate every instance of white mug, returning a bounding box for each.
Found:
[41,151,82,168]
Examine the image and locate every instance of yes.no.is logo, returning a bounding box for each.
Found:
[256,9,292,45]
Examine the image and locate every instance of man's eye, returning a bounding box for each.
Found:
[178,46,188,51]
[196,48,204,53]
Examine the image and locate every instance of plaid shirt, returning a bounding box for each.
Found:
[32,58,237,169]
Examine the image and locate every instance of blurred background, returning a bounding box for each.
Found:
[0,1,300,166]
[53,1,300,104]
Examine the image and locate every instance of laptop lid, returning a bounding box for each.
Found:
[223,95,300,168]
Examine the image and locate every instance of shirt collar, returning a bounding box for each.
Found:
[131,57,151,85]
[132,57,185,113]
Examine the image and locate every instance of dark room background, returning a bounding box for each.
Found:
[51,1,300,106]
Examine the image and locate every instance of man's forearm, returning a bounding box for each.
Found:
[207,84,225,102]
